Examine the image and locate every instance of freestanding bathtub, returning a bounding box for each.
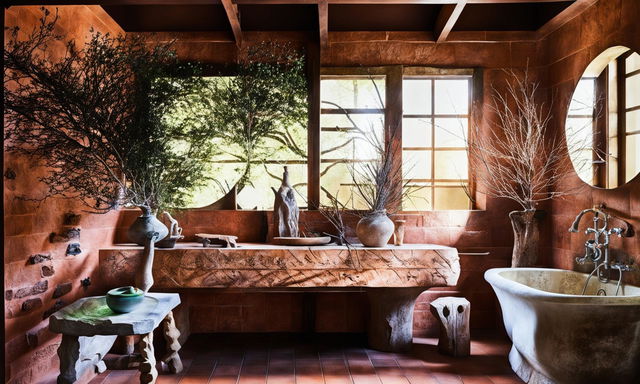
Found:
[485,268,640,384]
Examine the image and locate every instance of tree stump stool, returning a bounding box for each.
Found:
[430,297,470,357]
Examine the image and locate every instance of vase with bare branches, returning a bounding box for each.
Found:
[470,69,575,267]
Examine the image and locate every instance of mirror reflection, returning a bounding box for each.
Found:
[566,46,640,188]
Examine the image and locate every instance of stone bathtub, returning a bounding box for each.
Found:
[485,268,640,384]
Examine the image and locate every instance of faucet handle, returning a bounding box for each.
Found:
[610,227,624,237]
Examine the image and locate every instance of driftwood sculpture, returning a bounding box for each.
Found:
[272,166,299,237]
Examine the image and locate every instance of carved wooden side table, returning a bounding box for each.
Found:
[49,292,182,384]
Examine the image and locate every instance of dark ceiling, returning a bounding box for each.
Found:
[101,1,576,34]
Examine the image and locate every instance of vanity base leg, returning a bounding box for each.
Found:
[367,288,423,352]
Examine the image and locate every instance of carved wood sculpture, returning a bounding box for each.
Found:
[135,232,160,293]
[161,311,183,374]
[139,332,158,384]
[273,166,299,237]
[430,297,470,357]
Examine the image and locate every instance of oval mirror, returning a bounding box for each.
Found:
[566,46,640,188]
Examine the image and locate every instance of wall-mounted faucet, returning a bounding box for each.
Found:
[568,205,635,295]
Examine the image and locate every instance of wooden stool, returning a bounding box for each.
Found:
[49,293,182,384]
[430,297,470,357]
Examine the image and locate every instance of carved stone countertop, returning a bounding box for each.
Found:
[99,243,460,289]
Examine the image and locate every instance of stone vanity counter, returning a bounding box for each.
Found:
[99,243,460,289]
[99,243,460,352]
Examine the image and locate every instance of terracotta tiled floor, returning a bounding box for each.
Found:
[89,332,523,384]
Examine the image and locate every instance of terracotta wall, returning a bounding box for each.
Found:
[3,6,124,384]
[542,0,640,285]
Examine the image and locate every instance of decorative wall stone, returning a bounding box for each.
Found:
[65,243,82,256]
[4,168,16,179]
[41,265,55,277]
[28,253,52,264]
[50,227,81,243]
[43,299,66,320]
[21,298,43,313]
[80,277,91,288]
[53,282,73,299]
[14,280,48,299]
[6,290,14,301]
[64,212,81,226]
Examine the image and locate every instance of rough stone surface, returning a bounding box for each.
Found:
[14,280,48,299]
[21,298,43,313]
[41,264,55,277]
[100,243,460,289]
[6,290,14,301]
[53,282,73,299]
[28,253,52,264]
[66,243,82,256]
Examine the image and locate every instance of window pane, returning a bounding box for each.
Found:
[403,150,431,179]
[321,77,385,109]
[626,134,640,183]
[625,74,640,109]
[403,79,431,115]
[569,79,595,115]
[434,79,468,114]
[627,109,640,133]
[402,118,431,148]
[566,117,594,150]
[434,187,469,210]
[321,114,384,160]
[626,52,640,72]
[434,118,468,148]
[403,185,432,211]
[434,150,468,180]
[320,77,385,208]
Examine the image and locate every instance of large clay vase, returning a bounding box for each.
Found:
[509,209,540,267]
[127,205,169,246]
[356,210,394,247]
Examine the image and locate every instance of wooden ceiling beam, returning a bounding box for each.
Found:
[318,0,328,49]
[536,0,598,39]
[4,0,578,6]
[220,0,242,48]
[434,0,466,43]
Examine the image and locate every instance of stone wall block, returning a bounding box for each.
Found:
[21,298,43,313]
[53,282,73,299]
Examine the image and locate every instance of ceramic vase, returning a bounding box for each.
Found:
[393,219,406,246]
[127,205,169,246]
[509,209,540,267]
[356,210,394,247]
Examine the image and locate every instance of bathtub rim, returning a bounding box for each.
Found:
[484,267,640,304]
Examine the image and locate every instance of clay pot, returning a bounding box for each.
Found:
[356,210,394,247]
[127,205,169,246]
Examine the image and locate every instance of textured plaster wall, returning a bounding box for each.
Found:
[4,6,123,384]
[543,0,640,285]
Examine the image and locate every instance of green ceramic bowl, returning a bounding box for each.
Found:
[106,286,144,313]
